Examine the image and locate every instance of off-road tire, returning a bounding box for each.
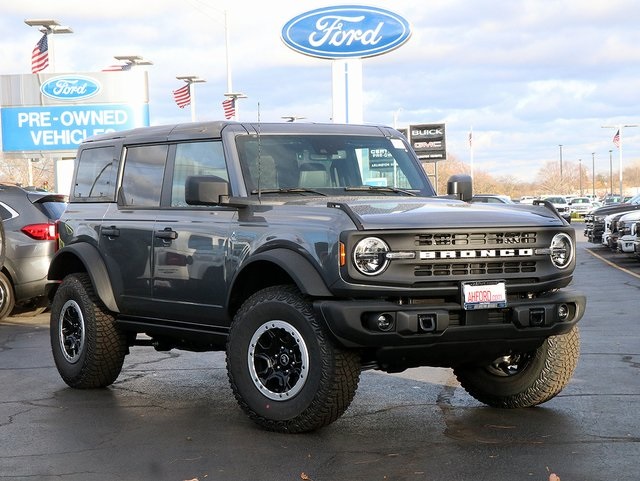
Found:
[226,285,360,433]
[50,273,127,388]
[0,271,15,321]
[454,326,580,408]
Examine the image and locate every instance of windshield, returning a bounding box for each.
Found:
[236,134,435,196]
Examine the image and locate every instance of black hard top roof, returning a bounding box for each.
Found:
[81,121,396,145]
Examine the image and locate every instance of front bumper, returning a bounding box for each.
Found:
[315,289,586,368]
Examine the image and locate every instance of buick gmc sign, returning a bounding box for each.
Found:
[282,5,411,59]
[41,75,101,101]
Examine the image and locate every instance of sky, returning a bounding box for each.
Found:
[2,0,640,181]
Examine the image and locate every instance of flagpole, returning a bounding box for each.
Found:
[602,123,639,196]
[225,10,232,94]
[618,126,624,196]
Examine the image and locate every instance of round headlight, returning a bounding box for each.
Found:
[549,233,574,269]
[353,237,390,276]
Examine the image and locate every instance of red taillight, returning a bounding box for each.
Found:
[21,222,58,241]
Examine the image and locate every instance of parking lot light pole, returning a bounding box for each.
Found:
[578,159,583,196]
[24,19,73,72]
[113,55,153,68]
[591,152,596,197]
[176,75,206,122]
[558,144,563,181]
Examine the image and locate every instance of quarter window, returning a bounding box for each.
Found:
[73,146,117,201]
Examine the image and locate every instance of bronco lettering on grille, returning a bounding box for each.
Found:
[419,249,534,259]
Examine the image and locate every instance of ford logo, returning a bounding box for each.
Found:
[41,76,101,101]
[282,5,411,59]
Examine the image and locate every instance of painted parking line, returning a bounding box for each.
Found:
[585,248,640,280]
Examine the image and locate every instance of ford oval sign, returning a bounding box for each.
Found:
[40,76,101,101]
[282,5,411,59]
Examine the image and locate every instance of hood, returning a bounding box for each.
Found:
[592,202,640,217]
[279,196,565,229]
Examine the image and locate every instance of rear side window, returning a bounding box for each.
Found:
[121,144,168,207]
[73,146,117,201]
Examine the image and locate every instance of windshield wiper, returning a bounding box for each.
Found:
[344,186,416,196]
[251,188,327,196]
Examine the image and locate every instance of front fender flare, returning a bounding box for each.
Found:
[48,243,120,313]
[238,248,333,297]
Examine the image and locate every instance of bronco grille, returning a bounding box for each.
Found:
[412,231,539,278]
[415,232,537,246]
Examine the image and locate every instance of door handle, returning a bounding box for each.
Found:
[101,226,120,237]
[155,228,178,240]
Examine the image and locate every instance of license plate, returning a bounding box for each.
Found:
[462,281,507,310]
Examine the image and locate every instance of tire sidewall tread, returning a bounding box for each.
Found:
[226,285,360,433]
[50,272,126,389]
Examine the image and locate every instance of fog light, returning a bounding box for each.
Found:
[376,314,394,331]
[366,313,395,332]
[557,304,569,321]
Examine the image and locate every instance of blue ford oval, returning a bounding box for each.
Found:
[282,5,412,59]
[41,76,101,101]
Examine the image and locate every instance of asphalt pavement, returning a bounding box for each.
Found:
[0,227,638,481]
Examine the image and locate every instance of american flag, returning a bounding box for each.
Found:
[222,98,235,119]
[102,63,132,72]
[173,84,191,108]
[468,130,473,147]
[31,33,49,74]
[613,130,620,148]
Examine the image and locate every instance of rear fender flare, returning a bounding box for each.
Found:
[48,243,120,313]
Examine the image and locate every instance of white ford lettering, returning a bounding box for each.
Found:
[419,249,534,259]
[309,15,384,47]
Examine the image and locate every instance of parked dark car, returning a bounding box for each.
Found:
[0,184,67,319]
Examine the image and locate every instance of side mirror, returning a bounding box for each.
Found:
[447,174,473,202]
[185,175,230,205]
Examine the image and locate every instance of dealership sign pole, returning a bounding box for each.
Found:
[281,6,411,124]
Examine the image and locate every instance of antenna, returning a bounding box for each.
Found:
[257,102,262,200]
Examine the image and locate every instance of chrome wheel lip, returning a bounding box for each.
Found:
[248,320,309,401]
[59,299,85,364]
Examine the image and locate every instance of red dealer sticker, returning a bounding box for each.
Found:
[462,281,507,310]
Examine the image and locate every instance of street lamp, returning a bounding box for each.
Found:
[578,159,583,196]
[24,19,73,72]
[223,92,247,121]
[113,55,153,67]
[591,152,595,197]
[602,124,639,196]
[176,75,206,122]
[558,144,563,181]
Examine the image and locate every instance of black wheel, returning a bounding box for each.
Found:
[226,285,361,433]
[454,327,580,408]
[0,271,15,321]
[50,273,128,388]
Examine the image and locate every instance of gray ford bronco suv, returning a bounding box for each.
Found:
[48,121,586,433]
